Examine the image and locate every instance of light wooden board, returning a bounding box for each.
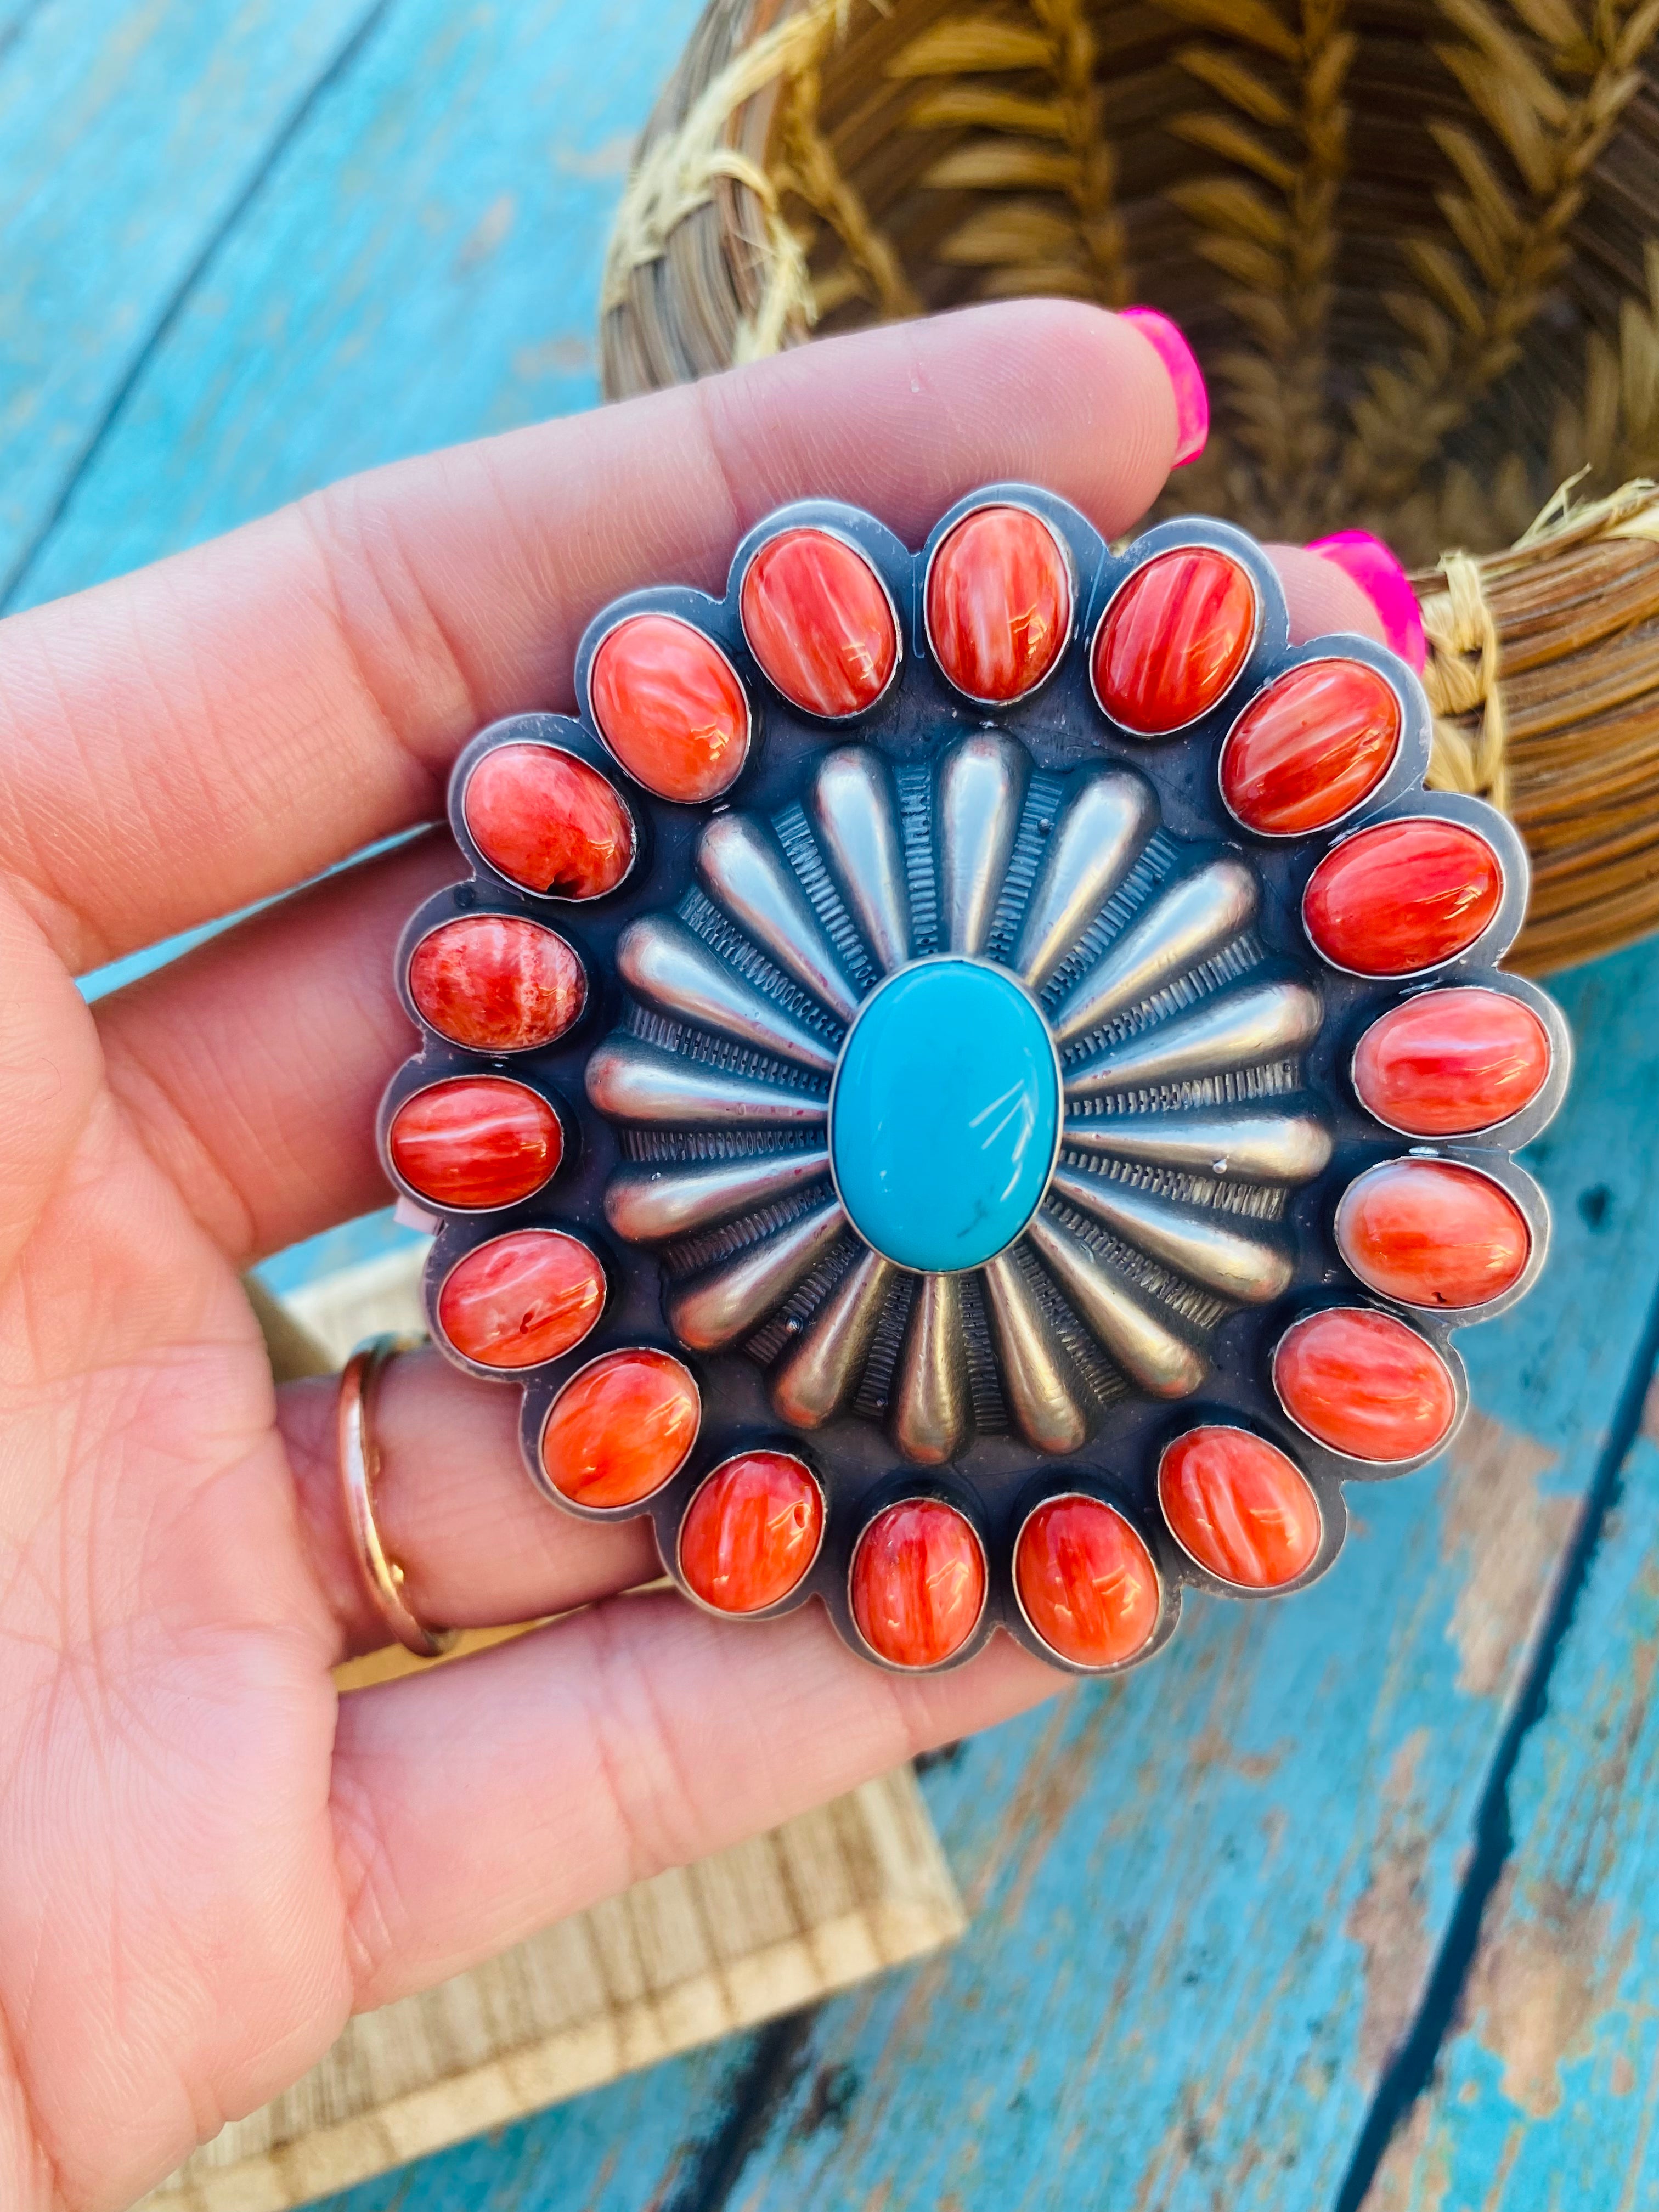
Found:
[141,1767,962,2212]
[279,1244,439,1365]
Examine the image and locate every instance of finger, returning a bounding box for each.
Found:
[95,833,459,1265]
[281,1347,658,1662]
[95,549,1375,1268]
[1267,543,1388,647]
[329,1589,1056,2008]
[0,884,104,1282]
[1,301,1187,973]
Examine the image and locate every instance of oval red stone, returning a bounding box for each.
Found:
[1353,988,1551,1136]
[464,744,635,900]
[679,1451,824,1613]
[850,1498,987,1668]
[1220,658,1402,834]
[1336,1159,1532,1310]
[1158,1427,1322,1589]
[1304,817,1505,975]
[1274,1306,1458,1463]
[407,915,587,1053]
[1014,1494,1160,1668]
[741,529,898,719]
[1093,546,1258,735]
[925,505,1071,703]
[589,613,751,803]
[437,1229,605,1369]
[388,1077,562,1211]
[540,1347,701,1509]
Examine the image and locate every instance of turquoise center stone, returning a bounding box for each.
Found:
[831,958,1060,1272]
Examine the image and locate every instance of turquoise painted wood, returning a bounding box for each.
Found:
[0,0,382,597]
[7,2,1659,2206]
[1361,1378,1659,2202]
[8,0,674,612]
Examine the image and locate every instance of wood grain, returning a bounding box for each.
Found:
[140,1768,961,2212]
[7,0,704,616]
[0,0,380,599]
[1363,1395,1659,2206]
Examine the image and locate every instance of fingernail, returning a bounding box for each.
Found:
[1120,306,1209,466]
[1308,531,1426,673]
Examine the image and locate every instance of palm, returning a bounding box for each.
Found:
[0,917,348,2200]
[0,303,1383,2210]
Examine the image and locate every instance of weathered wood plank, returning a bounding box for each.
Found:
[0,0,381,597]
[12,0,697,614]
[1362,1382,1659,2208]
[294,2030,770,2212]
[146,1769,961,2212]
[561,935,1659,2212]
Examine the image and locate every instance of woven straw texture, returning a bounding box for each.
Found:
[598,0,1659,973]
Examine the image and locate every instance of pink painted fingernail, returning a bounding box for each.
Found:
[1308,531,1426,673]
[1119,306,1209,466]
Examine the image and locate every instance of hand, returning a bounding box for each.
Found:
[0,300,1384,2210]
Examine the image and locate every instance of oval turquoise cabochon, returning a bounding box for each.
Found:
[830,957,1061,1272]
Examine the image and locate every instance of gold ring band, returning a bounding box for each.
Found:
[337,1335,458,1660]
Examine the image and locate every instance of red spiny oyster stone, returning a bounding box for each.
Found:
[1336,1159,1531,1310]
[850,1499,987,1668]
[1157,1427,1322,1589]
[1014,1494,1160,1668]
[1352,988,1550,1136]
[1304,818,1504,975]
[679,1452,824,1613]
[589,613,751,802]
[407,915,586,1053]
[925,505,1071,702]
[464,744,635,899]
[388,1077,562,1210]
[540,1347,700,1509]
[740,529,898,718]
[1092,547,1258,734]
[1220,658,1402,834]
[437,1229,604,1369]
[1274,1307,1457,1463]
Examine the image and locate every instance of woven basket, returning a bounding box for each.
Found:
[598,0,1659,974]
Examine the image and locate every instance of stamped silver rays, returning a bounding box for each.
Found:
[587,727,1334,1466]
